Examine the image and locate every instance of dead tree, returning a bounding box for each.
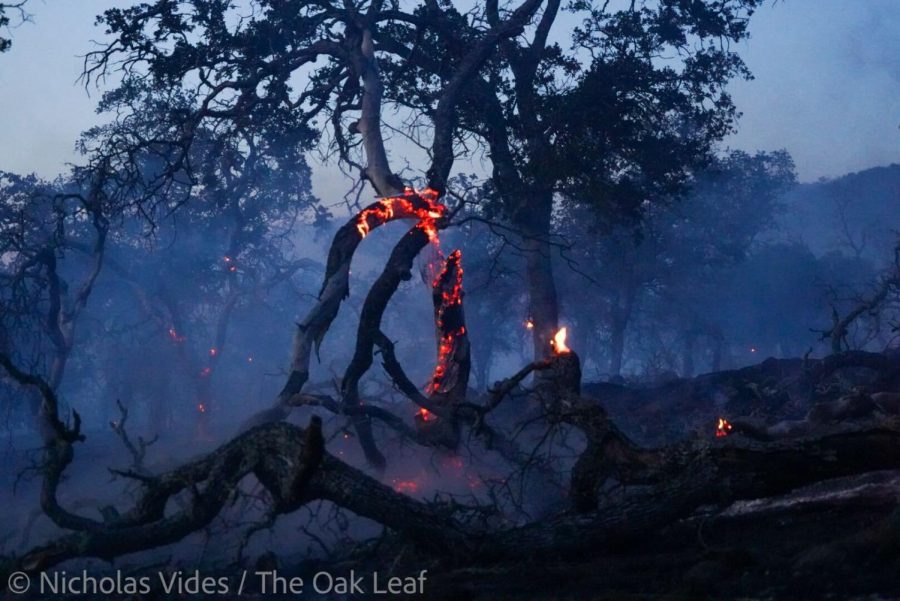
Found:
[0,166,109,424]
[819,240,900,353]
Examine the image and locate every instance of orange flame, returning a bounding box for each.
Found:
[716,417,733,438]
[551,327,570,354]
[525,319,534,330]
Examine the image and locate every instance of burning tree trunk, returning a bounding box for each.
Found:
[339,196,446,466]
[415,249,470,448]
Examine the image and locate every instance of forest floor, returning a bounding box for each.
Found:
[4,353,900,600]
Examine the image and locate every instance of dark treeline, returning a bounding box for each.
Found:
[4,155,897,432]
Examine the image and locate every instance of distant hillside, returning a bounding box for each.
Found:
[778,164,900,266]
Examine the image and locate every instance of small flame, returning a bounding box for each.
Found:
[716,417,733,438]
[551,327,570,354]
[525,319,534,330]
[197,403,206,413]
[418,407,436,422]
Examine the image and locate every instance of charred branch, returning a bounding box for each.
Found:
[109,399,158,472]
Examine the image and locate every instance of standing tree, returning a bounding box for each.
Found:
[0,1,28,53]
[448,0,766,359]
[82,0,546,463]
[557,149,796,376]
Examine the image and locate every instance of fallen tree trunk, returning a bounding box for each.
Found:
[582,350,900,445]
[11,406,900,575]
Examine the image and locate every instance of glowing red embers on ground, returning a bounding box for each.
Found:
[445,455,464,470]
[418,407,437,422]
[392,479,420,494]
[551,327,571,354]
[716,417,733,438]
[355,187,446,240]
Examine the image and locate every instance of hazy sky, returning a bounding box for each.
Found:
[0,0,897,193]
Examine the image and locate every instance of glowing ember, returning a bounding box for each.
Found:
[197,403,206,413]
[551,327,571,354]
[427,250,465,396]
[525,319,534,330]
[418,407,436,422]
[209,347,217,357]
[716,417,733,438]
[167,327,186,343]
[355,187,445,240]
[392,479,420,494]
[446,456,464,470]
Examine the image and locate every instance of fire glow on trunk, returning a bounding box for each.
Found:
[428,249,465,395]
[353,187,468,422]
[355,187,445,240]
